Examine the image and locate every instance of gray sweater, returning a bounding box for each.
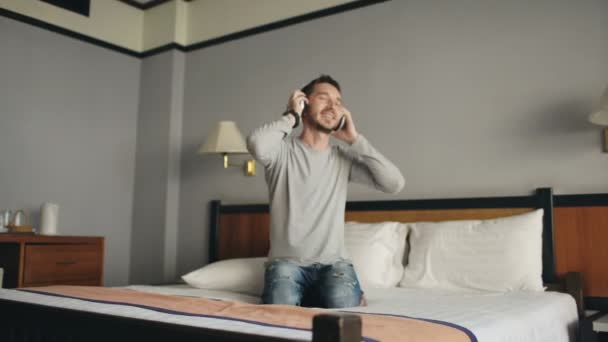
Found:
[247,116,405,265]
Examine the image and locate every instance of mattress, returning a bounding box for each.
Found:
[0,285,578,342]
[127,284,578,342]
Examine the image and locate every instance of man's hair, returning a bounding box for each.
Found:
[301,74,341,96]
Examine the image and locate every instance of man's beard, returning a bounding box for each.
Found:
[308,111,333,134]
[314,121,333,134]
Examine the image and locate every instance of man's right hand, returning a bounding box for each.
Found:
[287,90,308,115]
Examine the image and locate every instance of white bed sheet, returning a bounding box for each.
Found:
[0,285,578,342]
[356,287,577,342]
[128,284,578,342]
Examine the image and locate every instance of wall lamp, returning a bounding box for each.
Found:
[198,121,256,176]
[588,85,608,153]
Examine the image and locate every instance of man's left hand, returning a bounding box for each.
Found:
[331,107,358,144]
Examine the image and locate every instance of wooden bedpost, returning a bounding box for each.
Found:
[209,200,221,263]
[546,271,585,317]
[564,272,584,317]
[312,314,362,342]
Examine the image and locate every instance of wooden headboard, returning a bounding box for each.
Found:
[209,187,557,283]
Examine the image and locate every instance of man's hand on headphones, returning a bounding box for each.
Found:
[331,107,358,144]
[287,90,308,115]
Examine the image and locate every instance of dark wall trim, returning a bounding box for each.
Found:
[117,0,172,10]
[40,0,90,17]
[184,0,390,52]
[0,0,390,59]
[119,0,196,10]
[140,43,186,58]
[0,8,140,58]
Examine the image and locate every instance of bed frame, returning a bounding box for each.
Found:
[0,187,585,342]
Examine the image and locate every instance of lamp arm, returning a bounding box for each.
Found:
[221,153,256,176]
[223,153,246,168]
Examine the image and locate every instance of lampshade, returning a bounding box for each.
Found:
[589,85,608,126]
[198,121,248,154]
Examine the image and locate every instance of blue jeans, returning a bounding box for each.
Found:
[262,259,363,308]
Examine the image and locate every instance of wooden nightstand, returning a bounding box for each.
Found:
[0,234,104,288]
[582,311,608,342]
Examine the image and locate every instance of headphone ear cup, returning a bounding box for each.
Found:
[302,103,307,116]
[333,116,346,131]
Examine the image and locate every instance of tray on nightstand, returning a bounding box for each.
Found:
[581,311,608,342]
[594,313,608,342]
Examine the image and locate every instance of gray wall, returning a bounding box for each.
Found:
[0,17,140,286]
[177,0,608,275]
[130,50,184,284]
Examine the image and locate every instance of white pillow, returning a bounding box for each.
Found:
[182,222,408,295]
[344,221,408,289]
[182,257,265,296]
[399,209,544,292]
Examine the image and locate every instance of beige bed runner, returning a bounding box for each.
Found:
[21,286,476,342]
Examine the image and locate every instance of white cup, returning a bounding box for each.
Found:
[40,202,59,235]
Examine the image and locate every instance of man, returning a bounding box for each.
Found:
[247,75,404,308]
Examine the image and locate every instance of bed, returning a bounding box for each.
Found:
[0,187,587,342]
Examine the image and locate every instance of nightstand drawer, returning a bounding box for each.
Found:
[23,244,102,286]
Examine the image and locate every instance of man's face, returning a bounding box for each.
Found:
[304,83,344,133]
